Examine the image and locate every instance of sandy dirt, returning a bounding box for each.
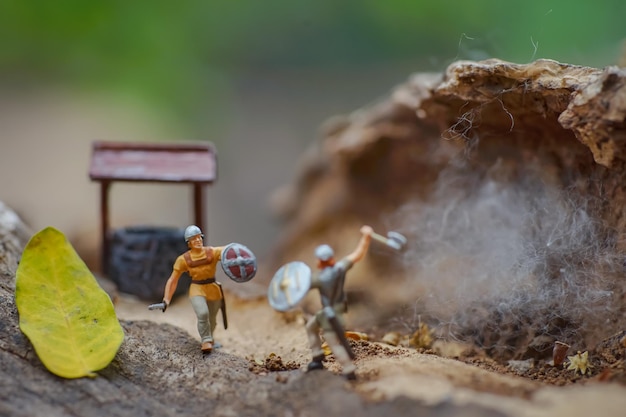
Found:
[115,288,626,417]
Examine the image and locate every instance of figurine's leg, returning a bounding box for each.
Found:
[323,331,356,379]
[305,313,325,371]
[190,296,213,351]
[207,299,222,338]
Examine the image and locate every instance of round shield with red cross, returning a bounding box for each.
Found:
[220,242,257,283]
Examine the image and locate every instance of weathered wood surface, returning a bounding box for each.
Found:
[0,202,499,417]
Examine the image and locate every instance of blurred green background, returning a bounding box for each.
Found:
[1,0,624,134]
[0,0,624,266]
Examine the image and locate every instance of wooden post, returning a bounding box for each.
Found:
[100,180,111,274]
[193,183,206,237]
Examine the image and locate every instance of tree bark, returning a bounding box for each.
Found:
[265,59,626,361]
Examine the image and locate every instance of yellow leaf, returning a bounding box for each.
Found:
[16,227,124,378]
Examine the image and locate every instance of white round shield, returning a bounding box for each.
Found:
[268,261,312,312]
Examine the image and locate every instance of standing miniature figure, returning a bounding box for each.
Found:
[149,225,257,353]
[305,225,373,379]
[268,226,407,379]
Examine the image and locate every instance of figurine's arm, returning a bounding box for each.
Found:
[344,225,373,264]
[162,270,183,309]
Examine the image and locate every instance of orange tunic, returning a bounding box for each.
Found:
[173,246,224,301]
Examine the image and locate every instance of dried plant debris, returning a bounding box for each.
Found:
[379,324,432,349]
[246,340,406,378]
[507,359,534,374]
[431,340,477,358]
[456,330,626,385]
[566,351,593,375]
[248,353,300,375]
[374,322,626,386]
[408,323,433,349]
[381,332,402,347]
[345,331,369,341]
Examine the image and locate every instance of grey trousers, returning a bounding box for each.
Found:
[305,308,355,375]
[190,296,222,343]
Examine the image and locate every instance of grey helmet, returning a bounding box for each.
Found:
[314,244,334,261]
[184,225,204,242]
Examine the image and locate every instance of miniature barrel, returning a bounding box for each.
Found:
[108,226,190,300]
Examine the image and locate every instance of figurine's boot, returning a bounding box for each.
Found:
[201,340,214,353]
[342,365,357,380]
[324,332,357,380]
[307,354,325,371]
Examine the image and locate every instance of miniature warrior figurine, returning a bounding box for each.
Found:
[306,225,373,379]
[161,225,227,353]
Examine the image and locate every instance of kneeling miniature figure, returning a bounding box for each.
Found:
[149,225,257,353]
[271,225,408,380]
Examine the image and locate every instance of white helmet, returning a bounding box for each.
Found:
[314,244,334,261]
[184,225,204,242]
